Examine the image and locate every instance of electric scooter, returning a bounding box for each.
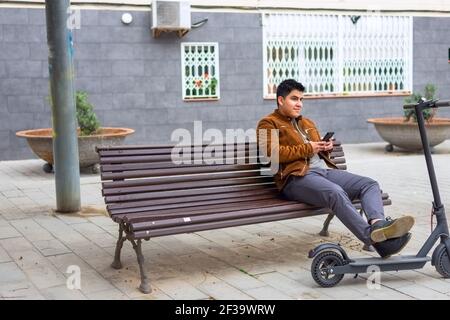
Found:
[309,98,450,287]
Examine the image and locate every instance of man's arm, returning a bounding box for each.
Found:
[257,119,315,164]
[305,119,333,156]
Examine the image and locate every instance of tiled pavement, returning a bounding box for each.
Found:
[1,141,450,300]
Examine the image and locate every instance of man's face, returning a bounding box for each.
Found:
[277,89,304,118]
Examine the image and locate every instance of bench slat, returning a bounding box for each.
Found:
[98,143,343,162]
[111,194,280,220]
[132,208,331,238]
[99,150,344,165]
[101,155,258,164]
[100,156,260,172]
[100,160,252,173]
[100,152,344,173]
[102,170,265,189]
[98,144,259,157]
[99,144,259,163]
[99,154,261,165]
[331,157,345,165]
[103,176,274,196]
[101,163,262,180]
[104,184,276,204]
[98,142,257,154]
[130,202,313,231]
[123,199,293,223]
[96,141,343,152]
[98,146,345,160]
[117,193,391,224]
[107,188,278,212]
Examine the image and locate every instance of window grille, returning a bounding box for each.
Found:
[181,42,220,100]
[262,13,412,98]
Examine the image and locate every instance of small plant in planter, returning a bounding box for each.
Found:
[403,84,437,123]
[76,91,100,135]
[367,83,450,152]
[16,91,134,173]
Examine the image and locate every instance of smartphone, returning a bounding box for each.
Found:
[322,131,335,142]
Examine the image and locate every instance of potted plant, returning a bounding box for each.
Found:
[367,84,450,152]
[403,84,437,123]
[76,90,101,136]
[16,91,134,173]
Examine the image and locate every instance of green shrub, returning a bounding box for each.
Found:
[76,91,100,135]
[404,84,437,122]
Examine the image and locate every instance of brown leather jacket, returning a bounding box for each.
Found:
[257,109,337,190]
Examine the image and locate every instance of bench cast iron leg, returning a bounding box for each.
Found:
[319,213,334,236]
[111,223,126,269]
[131,239,152,294]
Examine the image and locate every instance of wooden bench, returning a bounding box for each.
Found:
[97,141,391,293]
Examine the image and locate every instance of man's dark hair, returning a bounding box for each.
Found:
[276,79,305,106]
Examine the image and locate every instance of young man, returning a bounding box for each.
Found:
[257,79,414,258]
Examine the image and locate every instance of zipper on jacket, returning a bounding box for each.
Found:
[299,158,308,176]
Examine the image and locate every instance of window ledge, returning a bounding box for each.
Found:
[183,97,220,102]
[264,91,412,100]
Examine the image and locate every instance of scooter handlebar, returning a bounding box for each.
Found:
[403,99,450,110]
[403,103,416,110]
[435,100,450,108]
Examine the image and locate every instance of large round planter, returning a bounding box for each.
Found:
[367,117,450,151]
[16,127,134,172]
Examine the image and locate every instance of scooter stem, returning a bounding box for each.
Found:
[415,103,442,208]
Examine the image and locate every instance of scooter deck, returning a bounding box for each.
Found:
[350,255,431,266]
[332,255,431,274]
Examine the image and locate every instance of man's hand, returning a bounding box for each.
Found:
[309,141,333,154]
[309,141,326,154]
[323,140,334,152]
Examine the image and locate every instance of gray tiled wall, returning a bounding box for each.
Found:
[1,8,449,160]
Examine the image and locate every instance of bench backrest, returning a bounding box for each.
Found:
[97,142,346,224]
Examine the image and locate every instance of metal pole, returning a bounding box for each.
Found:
[45,0,81,212]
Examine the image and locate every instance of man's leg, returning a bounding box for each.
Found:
[325,169,414,244]
[282,170,373,245]
[325,169,385,223]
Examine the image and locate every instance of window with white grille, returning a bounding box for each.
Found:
[181,42,220,100]
[263,14,412,98]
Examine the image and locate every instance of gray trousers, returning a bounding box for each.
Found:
[281,168,385,245]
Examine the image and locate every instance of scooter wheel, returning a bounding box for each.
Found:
[434,244,450,278]
[311,251,345,287]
